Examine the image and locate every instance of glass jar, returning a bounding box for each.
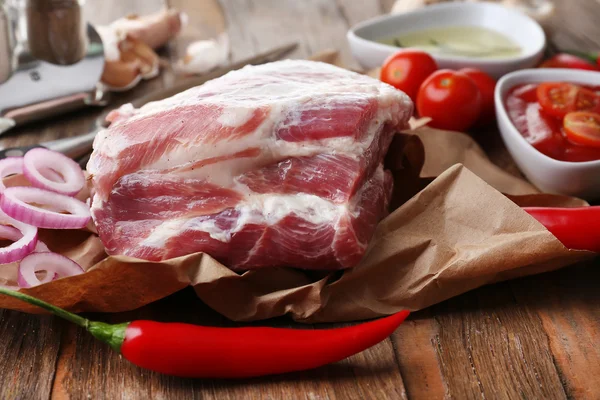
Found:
[25,0,87,65]
[0,0,14,82]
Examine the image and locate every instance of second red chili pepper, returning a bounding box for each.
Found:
[539,53,600,71]
[561,49,600,67]
[523,206,600,252]
[0,287,409,378]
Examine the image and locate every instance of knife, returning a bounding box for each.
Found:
[0,42,299,162]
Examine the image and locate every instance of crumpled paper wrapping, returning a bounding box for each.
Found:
[0,128,592,323]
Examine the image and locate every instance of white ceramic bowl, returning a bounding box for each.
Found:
[495,68,600,200]
[347,2,546,79]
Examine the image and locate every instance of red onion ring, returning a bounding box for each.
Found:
[0,225,48,253]
[17,252,84,288]
[0,157,24,191]
[0,209,38,264]
[0,187,91,229]
[24,148,85,196]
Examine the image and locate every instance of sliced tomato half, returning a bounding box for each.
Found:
[574,87,600,114]
[537,83,600,119]
[563,111,600,148]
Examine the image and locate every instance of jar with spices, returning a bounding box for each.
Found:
[0,0,15,82]
[25,0,87,65]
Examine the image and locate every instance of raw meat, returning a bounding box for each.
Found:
[88,60,413,270]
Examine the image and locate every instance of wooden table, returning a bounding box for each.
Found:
[1,1,599,398]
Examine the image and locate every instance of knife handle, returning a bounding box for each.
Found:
[3,92,102,132]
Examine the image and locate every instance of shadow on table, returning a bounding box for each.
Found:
[158,362,398,390]
[412,256,600,318]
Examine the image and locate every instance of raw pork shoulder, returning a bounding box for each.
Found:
[88,60,413,270]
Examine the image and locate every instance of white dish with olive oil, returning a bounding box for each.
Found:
[347,2,546,78]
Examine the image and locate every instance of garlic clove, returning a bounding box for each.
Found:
[119,38,160,79]
[174,33,230,75]
[100,58,143,91]
[110,8,186,50]
[97,8,186,91]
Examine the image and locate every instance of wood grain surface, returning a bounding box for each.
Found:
[0,0,599,399]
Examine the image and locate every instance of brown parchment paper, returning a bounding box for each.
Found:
[0,128,593,323]
[0,49,594,322]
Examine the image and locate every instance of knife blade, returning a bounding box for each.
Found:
[0,42,299,161]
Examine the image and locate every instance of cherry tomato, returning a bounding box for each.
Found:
[539,54,599,71]
[459,68,496,124]
[563,111,600,148]
[380,50,438,102]
[536,82,600,119]
[416,69,482,131]
[575,88,600,112]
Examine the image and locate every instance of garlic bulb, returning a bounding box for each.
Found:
[97,8,186,91]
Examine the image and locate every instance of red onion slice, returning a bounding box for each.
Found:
[0,224,48,253]
[17,252,84,288]
[0,224,22,242]
[0,209,38,264]
[0,187,91,229]
[0,157,24,191]
[23,148,85,196]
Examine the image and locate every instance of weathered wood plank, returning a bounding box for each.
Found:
[511,260,600,400]
[432,284,569,399]
[0,311,63,400]
[218,0,358,67]
[392,311,448,399]
[334,0,385,26]
[82,0,165,26]
[547,0,600,52]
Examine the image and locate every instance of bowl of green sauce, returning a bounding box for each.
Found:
[347,2,546,78]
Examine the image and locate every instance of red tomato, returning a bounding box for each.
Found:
[459,68,496,124]
[563,111,600,148]
[380,50,438,102]
[416,69,482,131]
[539,54,599,71]
[536,82,600,119]
[574,88,600,113]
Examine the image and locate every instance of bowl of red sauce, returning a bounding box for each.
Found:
[496,68,600,200]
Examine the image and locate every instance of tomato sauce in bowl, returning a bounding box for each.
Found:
[505,83,600,162]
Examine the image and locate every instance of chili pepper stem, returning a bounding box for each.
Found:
[0,287,127,352]
[563,49,598,64]
[88,321,128,352]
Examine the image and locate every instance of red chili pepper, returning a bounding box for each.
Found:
[0,288,409,378]
[539,53,600,71]
[561,49,600,67]
[523,206,600,252]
